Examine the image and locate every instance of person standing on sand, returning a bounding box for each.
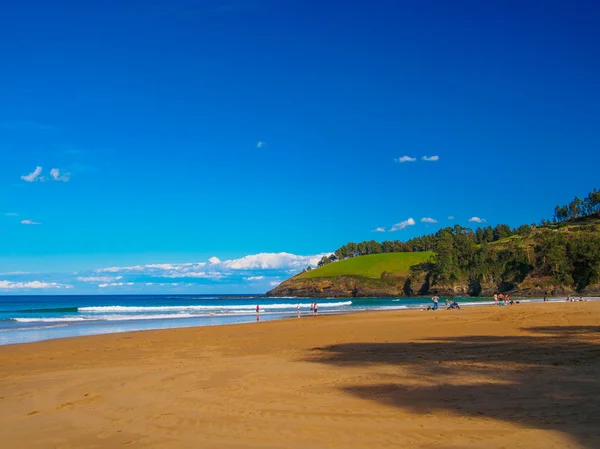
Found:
[494,294,499,305]
[310,302,314,315]
[314,301,318,316]
[297,304,301,318]
[432,295,439,310]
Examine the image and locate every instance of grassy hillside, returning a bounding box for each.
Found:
[269,212,600,298]
[298,251,434,280]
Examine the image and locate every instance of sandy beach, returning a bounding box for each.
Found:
[1,301,599,449]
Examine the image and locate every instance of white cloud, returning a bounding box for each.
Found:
[421,217,438,224]
[21,219,41,225]
[3,212,19,217]
[163,272,225,279]
[21,166,43,182]
[0,280,71,289]
[269,281,281,287]
[98,282,134,288]
[257,141,264,148]
[394,156,416,163]
[50,168,70,182]
[422,155,440,161]
[77,276,123,283]
[244,276,265,281]
[222,252,329,270]
[94,253,330,280]
[469,217,487,223]
[390,218,416,231]
[372,227,386,232]
[448,216,455,220]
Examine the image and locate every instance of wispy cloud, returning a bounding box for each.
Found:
[257,141,265,149]
[163,272,225,279]
[421,217,438,224]
[98,282,134,288]
[0,280,71,289]
[2,120,55,132]
[91,253,330,288]
[269,281,281,287]
[394,156,416,163]
[21,219,41,225]
[390,218,416,231]
[50,168,70,182]
[372,227,386,232]
[422,155,439,161]
[21,166,43,182]
[3,212,19,217]
[11,253,334,292]
[448,216,455,220]
[77,276,123,283]
[223,253,328,270]
[469,217,487,223]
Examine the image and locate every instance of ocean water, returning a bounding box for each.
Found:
[0,294,578,346]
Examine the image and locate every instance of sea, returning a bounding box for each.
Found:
[0,294,588,346]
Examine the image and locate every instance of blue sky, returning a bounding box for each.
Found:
[1,0,599,293]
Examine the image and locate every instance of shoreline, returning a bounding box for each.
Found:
[1,301,599,448]
[1,295,598,347]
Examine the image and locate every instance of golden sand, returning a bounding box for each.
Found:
[1,301,599,448]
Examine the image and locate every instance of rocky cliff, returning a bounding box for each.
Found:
[267,272,600,298]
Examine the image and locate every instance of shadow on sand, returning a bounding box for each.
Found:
[307,326,600,448]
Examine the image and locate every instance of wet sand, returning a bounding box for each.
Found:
[1,301,599,448]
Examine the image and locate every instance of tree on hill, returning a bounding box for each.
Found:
[316,187,600,293]
[493,224,512,241]
[552,187,600,222]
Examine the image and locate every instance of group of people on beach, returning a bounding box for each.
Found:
[493,293,519,306]
[294,302,318,317]
[426,296,460,310]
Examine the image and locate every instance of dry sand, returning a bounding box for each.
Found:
[1,302,599,449]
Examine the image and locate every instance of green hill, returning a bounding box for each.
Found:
[269,191,600,298]
[268,215,600,298]
[298,252,434,280]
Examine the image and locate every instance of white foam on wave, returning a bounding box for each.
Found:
[0,324,69,331]
[79,301,352,313]
[12,313,200,323]
[13,317,93,323]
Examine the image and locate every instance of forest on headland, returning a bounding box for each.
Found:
[269,188,600,298]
